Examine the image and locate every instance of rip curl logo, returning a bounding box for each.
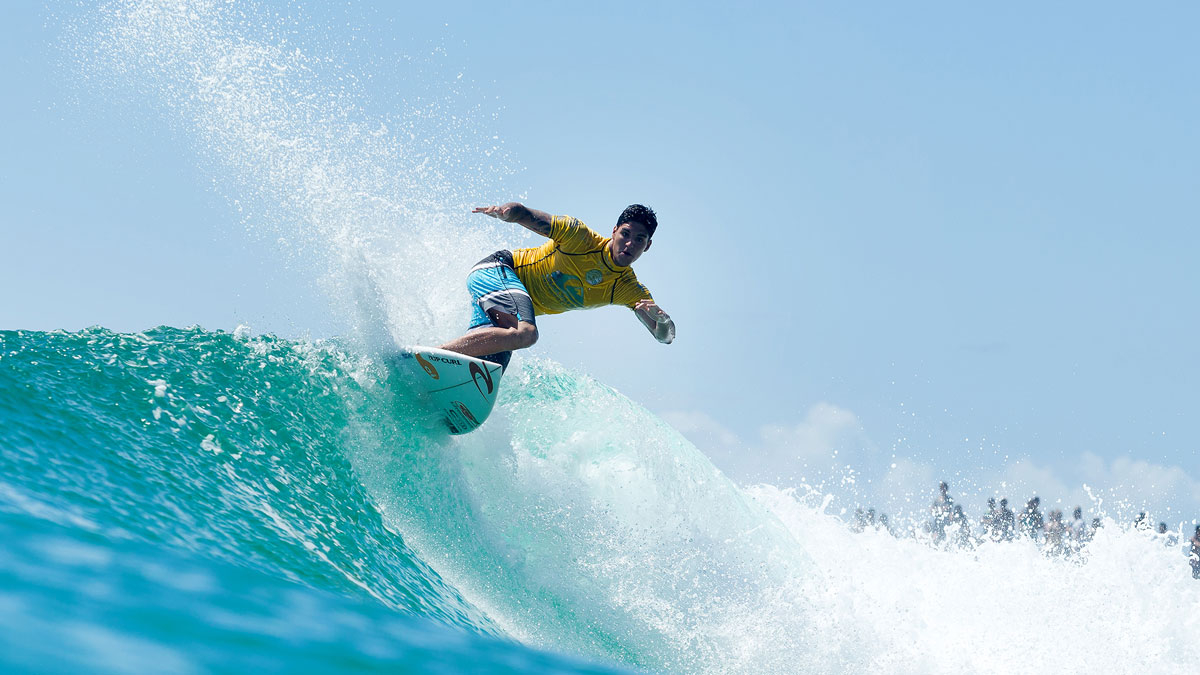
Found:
[585,269,602,286]
[469,361,494,397]
[415,353,439,380]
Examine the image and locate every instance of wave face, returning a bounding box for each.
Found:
[5,328,1198,674]
[0,327,835,672]
[0,327,614,672]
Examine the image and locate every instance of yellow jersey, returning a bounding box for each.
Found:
[511,215,653,316]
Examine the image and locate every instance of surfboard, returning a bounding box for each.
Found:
[389,346,504,435]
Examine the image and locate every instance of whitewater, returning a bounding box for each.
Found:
[3,1,1197,673]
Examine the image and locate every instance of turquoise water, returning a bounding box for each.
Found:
[0,327,837,673]
[0,326,629,672]
[5,326,1200,673]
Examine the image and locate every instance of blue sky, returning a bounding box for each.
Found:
[2,1,1197,523]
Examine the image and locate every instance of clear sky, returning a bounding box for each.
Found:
[2,1,1197,523]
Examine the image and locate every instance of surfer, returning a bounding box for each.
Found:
[440,202,675,368]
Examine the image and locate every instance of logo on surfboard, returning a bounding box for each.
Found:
[415,353,439,380]
[453,401,479,426]
[469,361,494,397]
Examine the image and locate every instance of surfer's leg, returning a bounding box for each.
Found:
[440,251,537,366]
[441,314,536,357]
[442,313,534,369]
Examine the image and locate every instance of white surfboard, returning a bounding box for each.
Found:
[390,346,504,435]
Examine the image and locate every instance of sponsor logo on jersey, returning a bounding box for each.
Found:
[547,270,585,308]
[585,268,603,286]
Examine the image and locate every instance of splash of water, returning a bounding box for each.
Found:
[67,0,517,350]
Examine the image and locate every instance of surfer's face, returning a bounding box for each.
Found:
[610,222,652,267]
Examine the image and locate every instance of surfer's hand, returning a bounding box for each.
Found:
[635,300,669,325]
[635,300,675,344]
[472,203,521,222]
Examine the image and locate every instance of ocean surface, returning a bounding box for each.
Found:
[3,327,1199,674]
[7,1,1199,672]
[0,326,647,672]
[0,326,830,673]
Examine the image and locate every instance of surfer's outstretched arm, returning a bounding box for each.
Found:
[634,300,675,344]
[473,202,553,237]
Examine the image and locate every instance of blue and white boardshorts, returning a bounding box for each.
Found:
[466,250,536,369]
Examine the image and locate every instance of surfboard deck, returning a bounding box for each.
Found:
[389,346,503,435]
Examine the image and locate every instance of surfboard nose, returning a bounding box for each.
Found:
[393,347,504,434]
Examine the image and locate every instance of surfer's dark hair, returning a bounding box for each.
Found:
[618,204,657,237]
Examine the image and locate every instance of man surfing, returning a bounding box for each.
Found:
[440,202,675,368]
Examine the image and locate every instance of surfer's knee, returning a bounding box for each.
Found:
[513,322,538,349]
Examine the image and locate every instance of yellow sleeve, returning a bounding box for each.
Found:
[613,275,653,309]
[550,215,606,254]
